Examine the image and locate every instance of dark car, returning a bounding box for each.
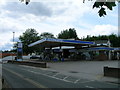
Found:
[30,56,40,59]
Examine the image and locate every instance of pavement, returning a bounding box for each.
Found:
[2,56,30,61]
[45,60,119,84]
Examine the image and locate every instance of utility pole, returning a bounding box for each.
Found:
[108,39,111,60]
[12,32,15,62]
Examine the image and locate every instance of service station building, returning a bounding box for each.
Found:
[28,38,120,61]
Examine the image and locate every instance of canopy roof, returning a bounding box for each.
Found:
[28,38,94,48]
[88,47,120,51]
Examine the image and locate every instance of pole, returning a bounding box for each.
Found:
[12,32,15,62]
[108,40,111,60]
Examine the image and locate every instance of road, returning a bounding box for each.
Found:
[2,63,119,89]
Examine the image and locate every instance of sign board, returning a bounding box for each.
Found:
[18,48,22,52]
[18,42,22,48]
[17,42,23,61]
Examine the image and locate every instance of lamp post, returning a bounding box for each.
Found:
[12,32,15,62]
[108,39,111,60]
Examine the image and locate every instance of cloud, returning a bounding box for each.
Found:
[1,2,53,18]
[1,43,13,51]
[10,37,20,42]
[0,17,24,33]
[0,0,118,51]
[46,0,93,23]
[92,24,118,35]
[75,24,118,38]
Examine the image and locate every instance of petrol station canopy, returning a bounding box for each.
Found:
[28,38,94,48]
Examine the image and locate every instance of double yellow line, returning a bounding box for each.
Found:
[3,67,48,89]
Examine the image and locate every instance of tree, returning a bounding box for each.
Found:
[82,34,120,47]
[20,0,119,17]
[92,0,117,17]
[58,28,78,39]
[19,28,40,54]
[108,34,119,47]
[40,32,55,39]
[19,0,30,5]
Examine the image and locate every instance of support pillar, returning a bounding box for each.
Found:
[50,46,52,60]
[108,50,111,60]
[59,44,62,61]
[43,47,45,60]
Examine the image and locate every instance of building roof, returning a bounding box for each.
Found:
[88,47,114,51]
[87,47,120,51]
[94,40,109,44]
[28,38,94,48]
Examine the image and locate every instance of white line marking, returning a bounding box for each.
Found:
[44,71,56,75]
[85,86,95,88]
[19,65,36,69]
[74,79,80,83]
[52,73,60,77]
[86,86,103,90]
[79,80,95,83]
[22,69,75,83]
[63,76,69,80]
[19,64,58,73]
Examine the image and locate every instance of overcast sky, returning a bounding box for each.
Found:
[0,0,118,51]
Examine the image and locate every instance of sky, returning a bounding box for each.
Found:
[0,0,118,51]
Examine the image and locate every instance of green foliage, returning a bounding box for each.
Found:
[19,0,30,5]
[19,28,40,54]
[58,28,78,39]
[105,2,116,10]
[108,34,119,47]
[83,34,120,47]
[98,8,106,17]
[93,1,116,17]
[40,32,55,39]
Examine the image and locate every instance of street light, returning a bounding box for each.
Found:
[12,32,15,62]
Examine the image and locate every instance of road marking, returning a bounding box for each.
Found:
[74,79,80,83]
[19,65,36,69]
[3,67,47,88]
[85,86,94,88]
[23,69,75,83]
[45,71,55,75]
[79,80,95,83]
[52,73,60,77]
[63,76,69,80]
[22,68,97,84]
[86,86,102,90]
[19,65,57,72]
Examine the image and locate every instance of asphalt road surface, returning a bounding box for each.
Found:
[2,64,119,89]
